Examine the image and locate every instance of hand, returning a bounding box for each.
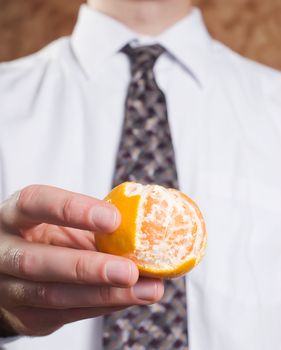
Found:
[0,185,164,336]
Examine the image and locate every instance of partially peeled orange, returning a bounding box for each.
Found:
[95,182,207,278]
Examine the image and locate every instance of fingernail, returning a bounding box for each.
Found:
[105,261,132,285]
[91,205,119,232]
[133,280,157,301]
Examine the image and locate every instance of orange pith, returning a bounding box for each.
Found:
[95,182,207,279]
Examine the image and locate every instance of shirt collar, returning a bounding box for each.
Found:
[71,4,213,87]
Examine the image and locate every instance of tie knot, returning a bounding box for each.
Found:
[121,44,165,75]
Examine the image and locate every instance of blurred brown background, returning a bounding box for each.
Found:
[0,0,281,70]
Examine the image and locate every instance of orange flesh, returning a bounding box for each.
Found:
[133,185,205,274]
[95,182,206,278]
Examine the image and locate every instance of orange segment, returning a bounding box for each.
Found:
[95,182,207,279]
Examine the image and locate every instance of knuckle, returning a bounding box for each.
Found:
[0,192,21,229]
[34,285,60,308]
[97,258,108,282]
[74,255,88,283]
[0,202,6,225]
[26,285,61,308]
[13,283,56,308]
[61,195,92,227]
[17,185,41,216]
[0,278,31,307]
[74,254,107,284]
[61,196,76,224]
[33,285,48,305]
[3,247,25,273]
[98,287,112,305]
[8,282,26,306]
[17,250,36,278]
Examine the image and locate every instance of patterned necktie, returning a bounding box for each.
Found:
[103,44,188,350]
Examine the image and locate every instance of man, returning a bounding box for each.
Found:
[0,0,281,349]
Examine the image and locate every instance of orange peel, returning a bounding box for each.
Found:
[95,182,207,279]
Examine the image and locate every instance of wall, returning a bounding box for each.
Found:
[0,0,280,70]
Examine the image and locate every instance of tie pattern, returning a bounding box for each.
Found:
[112,44,178,188]
[103,44,188,350]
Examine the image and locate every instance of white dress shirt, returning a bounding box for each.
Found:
[1,4,281,350]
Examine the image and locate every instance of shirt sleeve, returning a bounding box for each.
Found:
[0,336,21,346]
[0,54,49,347]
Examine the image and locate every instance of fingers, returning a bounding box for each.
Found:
[22,224,97,250]
[0,185,120,232]
[0,236,139,286]
[1,278,164,336]
[0,276,164,309]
